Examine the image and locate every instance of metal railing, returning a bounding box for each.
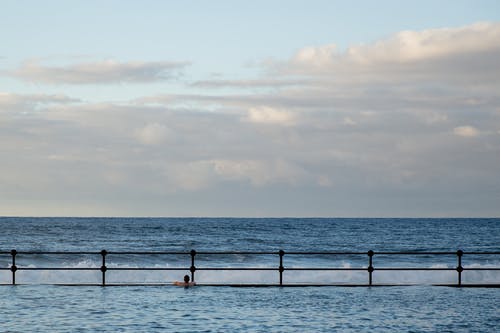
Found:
[1,249,499,287]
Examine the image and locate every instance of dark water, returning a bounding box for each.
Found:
[1,217,498,252]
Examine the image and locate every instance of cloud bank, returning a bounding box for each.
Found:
[1,22,499,216]
[283,22,500,80]
[11,59,189,84]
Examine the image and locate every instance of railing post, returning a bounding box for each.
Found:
[190,249,196,282]
[279,250,285,286]
[456,250,463,287]
[367,250,374,286]
[10,249,17,285]
[100,249,107,286]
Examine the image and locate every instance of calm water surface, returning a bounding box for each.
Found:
[2,285,499,332]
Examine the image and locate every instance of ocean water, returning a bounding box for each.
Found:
[1,217,499,332]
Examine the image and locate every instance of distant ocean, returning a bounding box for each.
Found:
[1,217,499,332]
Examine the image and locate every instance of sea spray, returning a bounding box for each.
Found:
[2,261,499,285]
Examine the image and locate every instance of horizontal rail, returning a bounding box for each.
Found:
[2,249,499,287]
[195,267,277,271]
[0,251,99,255]
[373,268,455,271]
[15,267,101,271]
[372,252,457,255]
[282,267,367,271]
[193,251,279,255]
[3,283,499,288]
[284,252,367,255]
[3,250,499,255]
[106,252,191,255]
[108,267,188,271]
[7,267,498,271]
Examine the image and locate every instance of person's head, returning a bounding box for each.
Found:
[184,275,190,283]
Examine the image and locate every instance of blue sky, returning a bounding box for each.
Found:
[1,1,500,216]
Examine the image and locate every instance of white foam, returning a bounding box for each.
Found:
[2,261,499,285]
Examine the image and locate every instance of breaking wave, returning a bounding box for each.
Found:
[1,260,499,285]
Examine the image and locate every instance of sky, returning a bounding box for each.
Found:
[1,0,500,217]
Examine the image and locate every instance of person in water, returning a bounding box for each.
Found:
[173,274,196,287]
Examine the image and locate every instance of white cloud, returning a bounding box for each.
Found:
[244,106,297,126]
[316,175,334,187]
[290,43,338,67]
[0,92,79,110]
[168,161,215,191]
[281,22,500,82]
[345,22,500,64]
[10,59,189,84]
[191,78,308,89]
[212,159,261,182]
[419,111,448,125]
[134,123,170,145]
[453,125,480,137]
[212,159,307,186]
[343,117,356,126]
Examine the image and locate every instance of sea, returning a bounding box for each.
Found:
[1,217,499,332]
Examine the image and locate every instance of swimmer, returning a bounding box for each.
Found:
[173,274,196,287]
